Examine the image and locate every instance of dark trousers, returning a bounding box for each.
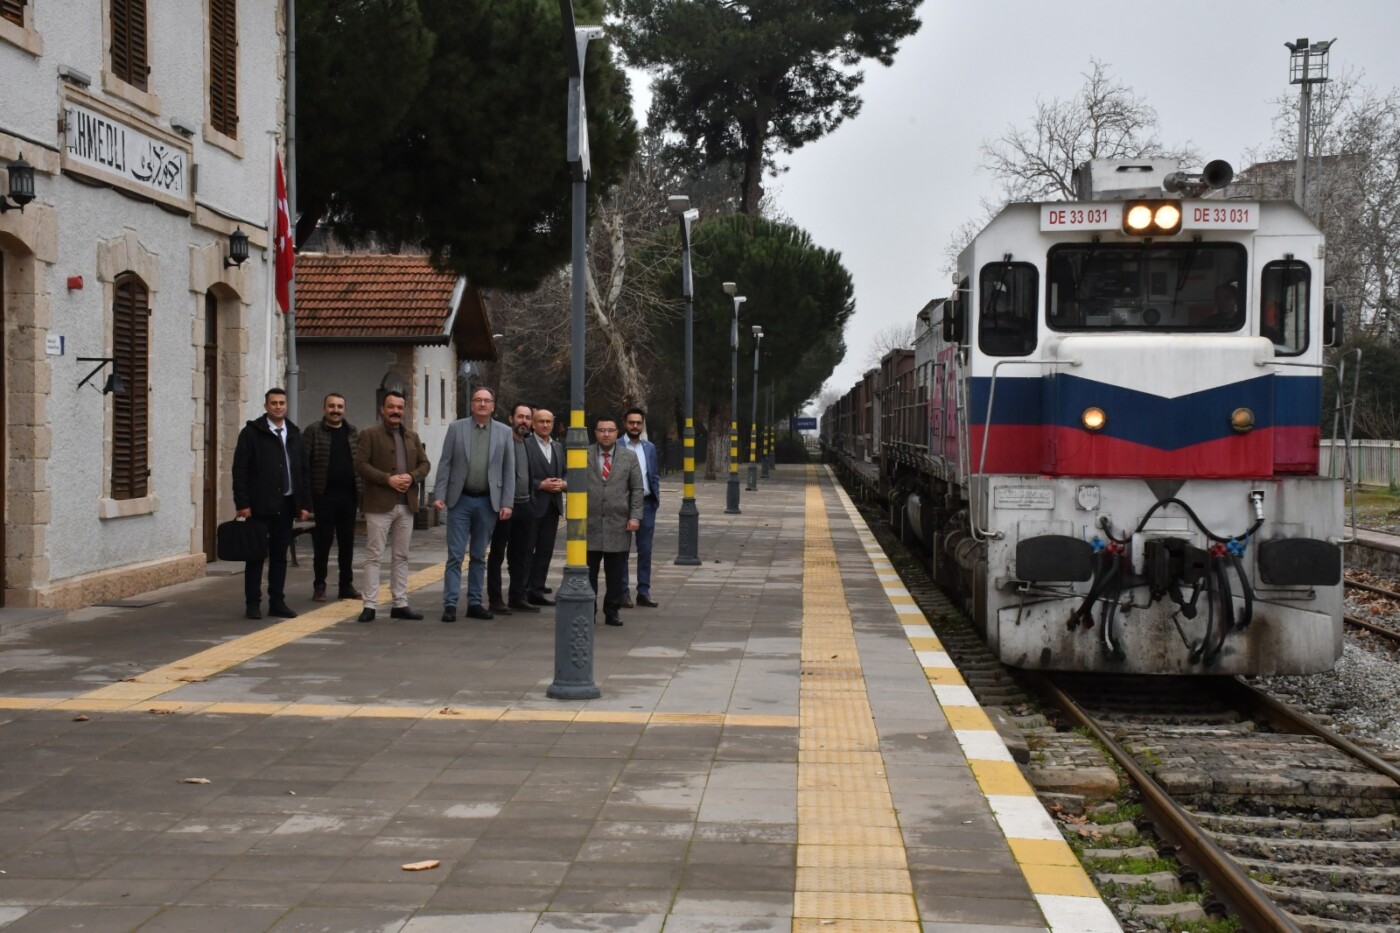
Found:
[528,503,561,598]
[311,490,357,590]
[244,498,295,606]
[587,550,626,619]
[488,500,536,603]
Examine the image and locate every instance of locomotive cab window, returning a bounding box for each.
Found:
[978,261,1038,356]
[1046,242,1247,332]
[1260,259,1309,356]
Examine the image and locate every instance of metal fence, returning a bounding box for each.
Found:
[1319,440,1400,487]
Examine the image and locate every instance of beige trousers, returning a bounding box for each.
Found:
[362,505,414,609]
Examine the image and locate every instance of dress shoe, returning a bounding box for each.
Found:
[441,606,457,623]
[604,615,623,626]
[507,600,540,613]
[312,584,327,602]
[636,594,659,608]
[528,594,555,606]
[466,604,494,621]
[390,606,424,620]
[245,604,262,620]
[268,603,298,619]
[488,600,514,616]
[338,586,362,600]
[357,608,376,623]
[543,586,553,594]
[619,597,635,609]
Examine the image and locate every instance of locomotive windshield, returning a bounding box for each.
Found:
[1046,242,1247,332]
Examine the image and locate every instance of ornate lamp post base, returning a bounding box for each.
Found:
[547,563,600,700]
[676,498,701,565]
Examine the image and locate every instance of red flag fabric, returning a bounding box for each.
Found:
[274,156,294,313]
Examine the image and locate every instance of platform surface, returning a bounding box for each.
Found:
[0,466,1118,932]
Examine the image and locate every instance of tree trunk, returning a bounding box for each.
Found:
[705,404,728,481]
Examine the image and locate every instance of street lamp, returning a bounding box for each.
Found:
[548,0,604,701]
[747,326,764,491]
[721,282,746,514]
[668,195,702,566]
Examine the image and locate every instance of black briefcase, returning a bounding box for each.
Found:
[217,518,268,563]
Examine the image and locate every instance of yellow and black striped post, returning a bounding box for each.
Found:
[722,285,745,514]
[746,329,763,491]
[548,0,601,700]
[670,197,701,565]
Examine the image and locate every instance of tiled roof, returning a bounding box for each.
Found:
[295,254,459,340]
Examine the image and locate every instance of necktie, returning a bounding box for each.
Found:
[602,451,611,480]
[276,427,291,490]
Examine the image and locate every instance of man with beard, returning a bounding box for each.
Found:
[301,392,362,602]
[353,391,431,623]
[618,406,661,608]
[487,403,540,614]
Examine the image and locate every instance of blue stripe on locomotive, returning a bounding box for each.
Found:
[969,375,1321,451]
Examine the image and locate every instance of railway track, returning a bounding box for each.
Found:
[1345,577,1400,647]
[846,487,1400,931]
[1039,673,1400,932]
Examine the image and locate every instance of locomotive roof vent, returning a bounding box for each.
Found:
[1073,158,1181,201]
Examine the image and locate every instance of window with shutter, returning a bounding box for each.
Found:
[1,0,26,28]
[209,0,238,138]
[111,273,150,500]
[110,0,149,91]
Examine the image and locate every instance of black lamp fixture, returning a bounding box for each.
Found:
[0,153,36,213]
[76,357,127,396]
[224,227,249,267]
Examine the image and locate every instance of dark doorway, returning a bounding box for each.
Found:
[0,251,6,604]
[202,291,219,560]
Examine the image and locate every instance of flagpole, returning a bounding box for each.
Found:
[283,0,300,418]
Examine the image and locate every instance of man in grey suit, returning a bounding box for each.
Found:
[587,416,643,627]
[526,408,567,606]
[432,387,516,622]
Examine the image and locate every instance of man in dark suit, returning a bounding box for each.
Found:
[587,416,643,627]
[525,408,567,606]
[432,387,516,622]
[486,402,540,614]
[232,387,312,620]
[619,406,661,608]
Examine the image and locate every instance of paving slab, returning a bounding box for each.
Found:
[0,470,1115,932]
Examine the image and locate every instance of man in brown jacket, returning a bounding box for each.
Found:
[354,391,430,623]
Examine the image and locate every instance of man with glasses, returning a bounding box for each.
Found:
[525,408,567,607]
[433,387,515,622]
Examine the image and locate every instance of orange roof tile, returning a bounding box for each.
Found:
[295,254,459,341]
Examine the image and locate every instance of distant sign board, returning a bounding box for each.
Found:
[793,417,818,431]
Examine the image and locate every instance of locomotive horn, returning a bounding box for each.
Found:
[1202,159,1234,190]
[1163,160,1235,195]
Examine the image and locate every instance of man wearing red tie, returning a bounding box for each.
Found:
[586,416,643,627]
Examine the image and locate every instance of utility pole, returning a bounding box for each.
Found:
[1285,37,1334,215]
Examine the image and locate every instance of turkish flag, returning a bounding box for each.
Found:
[274,156,294,313]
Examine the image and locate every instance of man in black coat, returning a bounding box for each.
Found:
[232,388,312,620]
[525,407,566,605]
[301,392,362,602]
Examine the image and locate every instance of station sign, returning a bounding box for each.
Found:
[793,417,818,431]
[60,91,194,213]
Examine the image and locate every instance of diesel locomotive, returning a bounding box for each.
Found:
[823,158,1357,675]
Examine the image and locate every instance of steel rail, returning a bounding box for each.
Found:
[1029,673,1302,933]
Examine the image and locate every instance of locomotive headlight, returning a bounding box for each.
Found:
[1231,407,1255,433]
[1081,407,1106,432]
[1124,204,1153,232]
[1121,199,1183,236]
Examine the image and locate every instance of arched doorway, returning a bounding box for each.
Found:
[202,290,219,559]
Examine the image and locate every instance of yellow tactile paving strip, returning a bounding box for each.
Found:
[824,466,1121,933]
[795,467,921,930]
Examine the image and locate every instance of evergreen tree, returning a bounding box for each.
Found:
[614,0,921,214]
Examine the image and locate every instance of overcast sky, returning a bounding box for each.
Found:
[632,1,1400,406]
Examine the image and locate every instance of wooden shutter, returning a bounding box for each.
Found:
[111,0,149,91]
[1,0,26,28]
[111,274,150,500]
[209,0,239,138]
